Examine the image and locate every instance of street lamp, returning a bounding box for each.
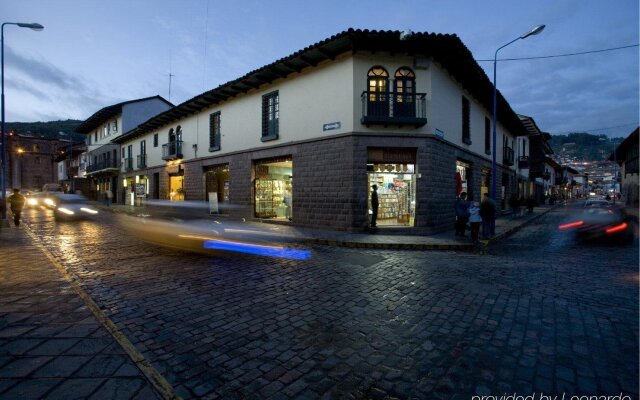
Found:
[1,21,44,226]
[491,24,544,233]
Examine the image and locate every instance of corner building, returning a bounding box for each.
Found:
[114,29,527,233]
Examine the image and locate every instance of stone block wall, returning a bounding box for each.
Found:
[137,132,518,233]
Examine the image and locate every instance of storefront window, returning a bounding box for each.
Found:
[254,158,292,220]
[367,163,416,227]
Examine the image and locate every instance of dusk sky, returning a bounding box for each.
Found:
[2,0,638,138]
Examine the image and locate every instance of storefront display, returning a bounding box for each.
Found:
[368,163,415,227]
[456,161,470,197]
[254,158,292,220]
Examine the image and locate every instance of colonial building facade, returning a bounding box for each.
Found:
[75,96,173,202]
[112,29,530,233]
[611,127,639,206]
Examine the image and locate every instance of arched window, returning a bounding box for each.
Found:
[367,66,389,117]
[394,67,416,117]
[367,66,389,96]
[176,126,182,142]
[168,128,175,142]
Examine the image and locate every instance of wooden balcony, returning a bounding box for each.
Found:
[360,91,427,127]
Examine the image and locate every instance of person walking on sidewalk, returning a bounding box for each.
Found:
[468,200,482,243]
[480,193,496,238]
[454,192,470,236]
[7,188,26,227]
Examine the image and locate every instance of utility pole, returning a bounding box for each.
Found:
[168,72,174,102]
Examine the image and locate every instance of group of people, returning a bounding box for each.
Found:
[454,192,496,243]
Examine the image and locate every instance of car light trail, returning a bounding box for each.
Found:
[605,222,628,234]
[558,221,584,230]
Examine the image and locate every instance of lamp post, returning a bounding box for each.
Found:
[1,21,44,225]
[59,132,75,193]
[491,24,544,233]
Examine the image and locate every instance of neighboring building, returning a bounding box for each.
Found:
[5,131,61,192]
[610,127,639,206]
[74,96,173,202]
[112,29,530,233]
[521,117,554,204]
[540,156,561,200]
[555,165,580,200]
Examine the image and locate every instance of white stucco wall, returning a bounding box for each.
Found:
[125,54,356,169]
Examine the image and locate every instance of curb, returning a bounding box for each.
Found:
[486,206,556,243]
[300,237,477,251]
[96,201,555,251]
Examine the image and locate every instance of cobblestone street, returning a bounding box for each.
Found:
[1,206,638,399]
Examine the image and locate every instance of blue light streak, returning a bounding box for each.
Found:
[203,240,311,260]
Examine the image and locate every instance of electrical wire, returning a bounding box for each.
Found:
[476,44,639,62]
[554,122,638,135]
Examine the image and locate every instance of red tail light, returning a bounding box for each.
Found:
[559,221,584,230]
[605,222,628,234]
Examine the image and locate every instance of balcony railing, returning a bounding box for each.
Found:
[137,154,147,169]
[518,156,529,169]
[162,140,183,161]
[123,157,133,172]
[503,146,514,166]
[86,159,119,174]
[361,91,427,127]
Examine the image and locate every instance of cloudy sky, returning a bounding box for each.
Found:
[2,0,638,138]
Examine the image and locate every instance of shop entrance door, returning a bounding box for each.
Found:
[169,175,184,201]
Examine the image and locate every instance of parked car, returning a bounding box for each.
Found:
[559,203,635,243]
[50,193,99,221]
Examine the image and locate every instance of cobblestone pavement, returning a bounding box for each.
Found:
[1,206,638,399]
[0,224,162,399]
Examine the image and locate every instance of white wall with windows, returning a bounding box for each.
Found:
[119,54,356,170]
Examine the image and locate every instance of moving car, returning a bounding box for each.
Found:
[559,202,634,243]
[50,194,99,221]
[25,191,43,208]
[583,199,610,208]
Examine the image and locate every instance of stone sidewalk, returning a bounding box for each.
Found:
[0,227,169,399]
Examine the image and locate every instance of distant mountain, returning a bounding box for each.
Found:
[5,120,84,141]
[548,132,623,162]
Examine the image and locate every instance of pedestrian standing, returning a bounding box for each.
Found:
[518,196,526,216]
[106,189,113,207]
[7,188,26,227]
[370,184,379,228]
[526,196,536,214]
[454,192,470,236]
[509,194,519,218]
[480,193,496,238]
[468,201,482,243]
